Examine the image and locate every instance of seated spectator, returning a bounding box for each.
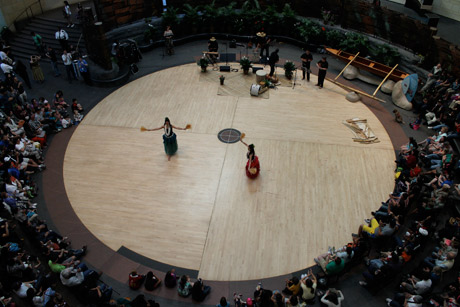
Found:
[191,278,211,302]
[320,289,344,307]
[386,293,422,307]
[300,269,317,302]
[358,218,398,238]
[400,271,432,295]
[144,271,161,291]
[164,269,177,288]
[60,262,98,287]
[129,271,145,290]
[177,275,193,297]
[424,251,456,272]
[218,296,230,307]
[12,281,36,298]
[282,276,300,295]
[86,284,113,305]
[314,254,344,276]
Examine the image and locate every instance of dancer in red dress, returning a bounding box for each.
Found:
[240,138,260,179]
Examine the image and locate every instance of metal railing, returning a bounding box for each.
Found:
[7,0,44,30]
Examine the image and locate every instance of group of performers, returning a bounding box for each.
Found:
[143,118,260,179]
[163,27,328,86]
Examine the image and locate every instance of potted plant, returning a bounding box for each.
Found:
[284,60,296,79]
[197,57,209,72]
[219,75,225,85]
[239,56,252,74]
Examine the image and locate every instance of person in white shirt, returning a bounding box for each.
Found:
[61,50,75,83]
[63,1,74,27]
[401,271,432,295]
[0,49,13,65]
[0,61,13,74]
[55,27,69,51]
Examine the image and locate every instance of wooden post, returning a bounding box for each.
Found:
[326,77,386,103]
[372,64,398,96]
[335,52,360,80]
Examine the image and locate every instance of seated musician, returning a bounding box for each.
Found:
[207,37,218,62]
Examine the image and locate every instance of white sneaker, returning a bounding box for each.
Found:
[386,298,392,306]
[71,24,75,28]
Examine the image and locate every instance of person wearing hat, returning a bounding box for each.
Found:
[207,37,219,62]
[316,56,329,88]
[256,32,271,61]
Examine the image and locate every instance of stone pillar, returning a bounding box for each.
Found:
[82,20,113,70]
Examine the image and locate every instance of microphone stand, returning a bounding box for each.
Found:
[292,66,300,89]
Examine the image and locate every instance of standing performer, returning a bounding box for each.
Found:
[300,49,313,81]
[164,26,174,55]
[316,56,328,89]
[240,138,260,179]
[256,32,271,61]
[268,49,279,77]
[144,118,189,161]
[207,37,218,62]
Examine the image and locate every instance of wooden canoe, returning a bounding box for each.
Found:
[326,48,409,82]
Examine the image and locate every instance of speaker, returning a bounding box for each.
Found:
[220,65,231,72]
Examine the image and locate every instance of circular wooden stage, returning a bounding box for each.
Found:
[63,63,395,281]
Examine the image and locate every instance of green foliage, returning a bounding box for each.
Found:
[284,60,296,78]
[203,0,218,25]
[325,30,345,48]
[239,56,253,70]
[162,7,179,27]
[297,19,322,44]
[339,32,370,55]
[143,24,157,43]
[197,57,209,68]
[282,3,296,20]
[217,2,237,31]
[369,43,401,66]
[241,0,260,11]
[260,5,279,32]
[182,4,201,27]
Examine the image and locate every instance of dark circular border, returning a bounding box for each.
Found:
[217,128,242,144]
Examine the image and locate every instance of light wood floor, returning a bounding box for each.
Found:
[63,63,395,281]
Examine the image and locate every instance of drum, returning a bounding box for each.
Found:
[256,70,268,83]
[250,84,261,96]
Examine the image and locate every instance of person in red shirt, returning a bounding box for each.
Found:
[129,271,145,290]
[240,138,260,179]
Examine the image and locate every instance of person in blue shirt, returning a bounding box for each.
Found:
[77,56,92,86]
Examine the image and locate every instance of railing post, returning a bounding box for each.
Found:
[39,0,43,14]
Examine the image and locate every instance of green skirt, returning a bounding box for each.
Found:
[163,133,178,156]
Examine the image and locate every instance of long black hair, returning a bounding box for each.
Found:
[247,144,255,160]
[305,278,315,294]
[324,291,338,305]
[164,117,173,135]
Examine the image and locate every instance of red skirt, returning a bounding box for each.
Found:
[245,156,260,179]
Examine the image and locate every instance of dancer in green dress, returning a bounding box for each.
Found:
[146,118,189,161]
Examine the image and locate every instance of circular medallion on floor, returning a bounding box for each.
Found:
[217,128,242,144]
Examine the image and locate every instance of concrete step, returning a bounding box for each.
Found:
[14,33,82,46]
[24,23,83,36]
